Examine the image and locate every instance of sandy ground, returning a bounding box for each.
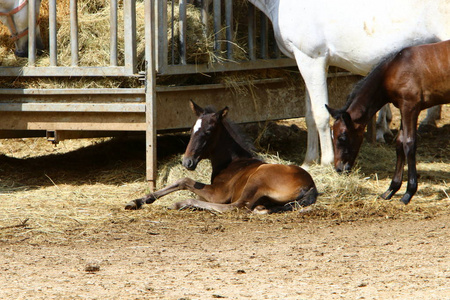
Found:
[1,214,449,299]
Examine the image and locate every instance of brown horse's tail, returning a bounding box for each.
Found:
[296,186,318,207]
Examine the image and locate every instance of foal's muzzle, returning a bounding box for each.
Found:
[335,162,352,174]
[182,156,198,171]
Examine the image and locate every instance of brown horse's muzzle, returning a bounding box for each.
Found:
[182,156,199,171]
[335,161,352,173]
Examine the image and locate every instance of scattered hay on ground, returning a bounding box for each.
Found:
[0,105,448,244]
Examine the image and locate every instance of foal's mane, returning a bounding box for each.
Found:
[204,106,255,157]
[340,53,397,112]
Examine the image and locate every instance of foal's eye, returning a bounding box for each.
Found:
[338,134,347,143]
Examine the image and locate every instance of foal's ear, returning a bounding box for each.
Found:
[325,104,341,120]
[341,112,354,130]
[217,106,229,120]
[190,100,204,116]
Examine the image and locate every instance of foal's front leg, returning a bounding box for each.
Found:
[125,178,214,210]
[399,116,419,204]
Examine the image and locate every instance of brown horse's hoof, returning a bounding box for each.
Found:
[171,199,193,210]
[124,199,143,210]
[399,194,412,205]
[380,190,395,200]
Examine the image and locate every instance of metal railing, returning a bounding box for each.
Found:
[0,0,295,77]
[156,0,296,75]
[0,0,138,77]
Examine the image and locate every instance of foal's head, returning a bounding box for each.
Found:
[182,100,229,171]
[326,105,365,173]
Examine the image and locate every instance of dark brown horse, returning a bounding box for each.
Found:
[326,40,450,204]
[126,100,318,213]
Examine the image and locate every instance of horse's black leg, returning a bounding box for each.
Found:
[399,114,419,204]
[125,177,214,210]
[381,128,405,200]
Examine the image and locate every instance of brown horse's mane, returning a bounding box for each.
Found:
[340,53,397,113]
[204,105,256,158]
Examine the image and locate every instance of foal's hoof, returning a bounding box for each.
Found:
[380,190,395,200]
[399,194,412,205]
[125,199,143,210]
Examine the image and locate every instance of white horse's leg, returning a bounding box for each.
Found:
[293,49,333,166]
[376,104,393,143]
[302,91,320,168]
[419,106,441,129]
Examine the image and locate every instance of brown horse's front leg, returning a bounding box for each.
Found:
[399,117,419,204]
[171,199,244,213]
[381,128,405,200]
[125,178,213,210]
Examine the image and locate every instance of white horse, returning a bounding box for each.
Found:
[0,0,44,57]
[248,0,450,167]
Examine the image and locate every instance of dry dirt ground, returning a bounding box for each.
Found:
[0,105,449,299]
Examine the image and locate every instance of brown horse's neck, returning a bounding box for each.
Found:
[346,62,392,127]
[348,91,388,127]
[209,122,254,180]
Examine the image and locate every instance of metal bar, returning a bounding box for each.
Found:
[124,0,137,74]
[0,103,145,113]
[0,66,139,77]
[28,0,37,65]
[154,58,297,75]
[49,0,57,66]
[225,0,233,60]
[260,12,268,59]
[170,0,175,65]
[0,112,146,131]
[201,0,208,36]
[179,0,187,65]
[145,0,157,187]
[213,0,221,58]
[70,0,79,66]
[156,0,167,72]
[154,78,286,92]
[0,88,145,95]
[110,0,118,66]
[248,4,256,61]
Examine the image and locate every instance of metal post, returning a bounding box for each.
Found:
[49,0,57,66]
[156,0,168,72]
[124,0,137,74]
[225,0,233,60]
[213,0,221,58]
[110,0,118,66]
[170,0,175,65]
[248,4,256,61]
[179,0,187,65]
[260,12,268,59]
[145,0,157,189]
[28,0,37,65]
[201,0,209,36]
[70,0,79,66]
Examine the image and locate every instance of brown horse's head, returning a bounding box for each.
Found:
[326,105,365,173]
[182,100,229,171]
